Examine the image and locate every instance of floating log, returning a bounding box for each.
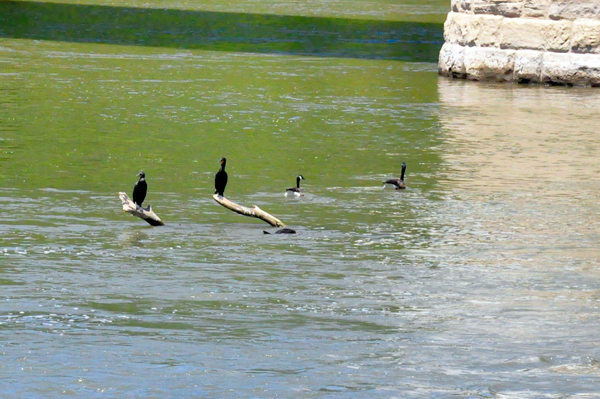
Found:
[213,194,285,227]
[119,192,164,226]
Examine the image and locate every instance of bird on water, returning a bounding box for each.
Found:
[132,170,147,207]
[383,162,407,190]
[263,228,297,234]
[285,175,305,197]
[215,157,228,197]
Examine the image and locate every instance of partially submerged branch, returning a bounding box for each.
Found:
[213,194,285,227]
[119,192,164,226]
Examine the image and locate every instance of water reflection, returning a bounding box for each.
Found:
[437,79,600,195]
[119,229,149,248]
[436,79,600,256]
[434,81,600,367]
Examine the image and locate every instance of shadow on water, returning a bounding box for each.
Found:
[0,1,443,61]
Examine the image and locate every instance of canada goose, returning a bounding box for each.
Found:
[383,162,406,190]
[285,175,305,197]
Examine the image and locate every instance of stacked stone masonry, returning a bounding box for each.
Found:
[439,0,600,86]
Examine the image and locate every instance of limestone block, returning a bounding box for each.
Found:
[514,50,543,82]
[500,18,572,52]
[464,46,516,81]
[549,0,600,20]
[439,43,467,78]
[444,12,504,47]
[500,18,543,50]
[444,12,480,46]
[541,53,575,84]
[578,54,600,86]
[476,15,504,47]
[542,52,600,86]
[471,0,524,18]
[542,20,573,51]
[452,0,474,13]
[522,0,549,18]
[571,19,600,53]
[540,19,572,52]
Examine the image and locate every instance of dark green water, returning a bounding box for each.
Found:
[1,1,600,398]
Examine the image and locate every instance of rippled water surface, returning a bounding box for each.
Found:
[1,1,600,398]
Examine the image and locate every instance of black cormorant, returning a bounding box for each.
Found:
[215,157,228,197]
[132,171,147,207]
[263,228,297,234]
[383,162,406,190]
[285,175,305,197]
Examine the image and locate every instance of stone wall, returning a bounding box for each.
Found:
[438,0,600,86]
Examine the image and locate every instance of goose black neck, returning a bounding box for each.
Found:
[296,176,301,188]
[400,163,406,181]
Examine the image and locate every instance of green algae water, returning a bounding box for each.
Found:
[1,1,600,397]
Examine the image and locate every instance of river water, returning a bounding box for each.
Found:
[1,1,600,398]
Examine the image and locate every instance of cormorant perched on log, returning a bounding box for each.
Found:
[132,171,147,207]
[383,162,407,190]
[215,157,228,197]
[285,175,305,197]
[263,228,297,234]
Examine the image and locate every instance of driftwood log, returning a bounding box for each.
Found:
[119,192,164,226]
[213,194,285,227]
